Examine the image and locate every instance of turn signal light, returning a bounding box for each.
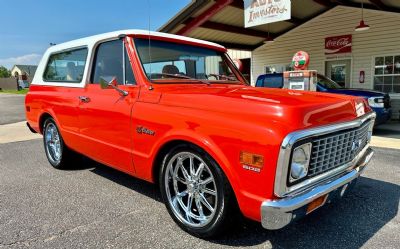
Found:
[240,151,264,168]
[306,195,327,214]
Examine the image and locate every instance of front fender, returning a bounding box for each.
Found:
[131,103,287,221]
[134,129,240,196]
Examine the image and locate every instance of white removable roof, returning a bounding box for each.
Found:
[32,29,226,87]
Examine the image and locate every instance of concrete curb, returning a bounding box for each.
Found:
[0,121,41,144]
[370,136,400,150]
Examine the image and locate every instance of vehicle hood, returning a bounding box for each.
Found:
[326,88,386,98]
[158,84,369,131]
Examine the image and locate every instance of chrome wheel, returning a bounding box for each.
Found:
[45,123,61,164]
[164,152,218,228]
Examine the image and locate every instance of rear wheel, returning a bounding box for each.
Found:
[160,145,236,238]
[43,118,73,169]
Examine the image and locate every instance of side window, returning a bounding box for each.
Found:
[124,48,136,84]
[91,40,136,85]
[43,48,88,82]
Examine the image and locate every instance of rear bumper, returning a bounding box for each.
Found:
[261,147,374,230]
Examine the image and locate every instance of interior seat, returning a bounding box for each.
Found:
[66,62,77,81]
[162,65,179,76]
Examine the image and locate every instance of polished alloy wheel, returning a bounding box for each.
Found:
[164,152,218,228]
[45,123,62,163]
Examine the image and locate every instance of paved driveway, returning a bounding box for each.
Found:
[0,93,399,248]
[0,139,398,249]
[0,94,26,125]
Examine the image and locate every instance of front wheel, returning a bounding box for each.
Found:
[159,145,236,238]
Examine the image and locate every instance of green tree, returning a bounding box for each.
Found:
[0,66,11,78]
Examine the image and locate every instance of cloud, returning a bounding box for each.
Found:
[0,54,42,69]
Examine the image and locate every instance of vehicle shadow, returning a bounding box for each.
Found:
[210,177,399,248]
[87,161,163,202]
[85,160,398,248]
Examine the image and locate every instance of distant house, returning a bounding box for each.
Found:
[10,65,38,78]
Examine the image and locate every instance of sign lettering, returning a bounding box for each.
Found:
[325,35,352,54]
[244,0,291,28]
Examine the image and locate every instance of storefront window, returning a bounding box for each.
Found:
[374,55,400,93]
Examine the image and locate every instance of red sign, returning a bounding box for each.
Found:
[325,35,352,54]
[291,51,310,70]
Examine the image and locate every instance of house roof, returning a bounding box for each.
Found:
[159,0,400,51]
[12,65,38,76]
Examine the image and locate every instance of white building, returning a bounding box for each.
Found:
[160,0,400,119]
[10,65,38,78]
[252,6,400,118]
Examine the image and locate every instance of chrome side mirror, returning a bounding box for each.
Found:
[99,77,128,96]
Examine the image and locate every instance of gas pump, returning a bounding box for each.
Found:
[283,51,317,91]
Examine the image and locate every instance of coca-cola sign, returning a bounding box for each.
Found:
[325,35,352,54]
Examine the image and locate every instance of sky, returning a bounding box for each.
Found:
[0,0,190,69]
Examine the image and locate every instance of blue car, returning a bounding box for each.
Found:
[255,73,392,125]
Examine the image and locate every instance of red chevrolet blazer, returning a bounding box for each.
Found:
[25,30,376,238]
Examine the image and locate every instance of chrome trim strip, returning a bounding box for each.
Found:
[262,147,374,230]
[274,112,376,197]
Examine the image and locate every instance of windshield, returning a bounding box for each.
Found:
[134,38,240,83]
[317,74,343,89]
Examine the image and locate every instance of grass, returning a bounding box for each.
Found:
[0,89,29,94]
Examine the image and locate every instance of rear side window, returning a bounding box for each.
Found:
[43,48,88,83]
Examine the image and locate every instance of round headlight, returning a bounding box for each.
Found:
[290,143,311,182]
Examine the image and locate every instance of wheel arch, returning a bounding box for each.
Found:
[38,112,54,134]
[151,135,241,202]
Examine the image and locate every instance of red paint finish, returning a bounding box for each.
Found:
[25,34,371,222]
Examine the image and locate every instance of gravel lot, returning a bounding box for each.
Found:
[0,139,399,249]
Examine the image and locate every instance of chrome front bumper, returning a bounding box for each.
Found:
[261,147,374,230]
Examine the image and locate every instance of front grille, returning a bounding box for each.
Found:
[307,120,371,177]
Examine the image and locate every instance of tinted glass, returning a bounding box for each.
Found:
[317,75,342,89]
[124,48,136,84]
[92,40,136,85]
[43,48,88,82]
[134,38,239,83]
[262,75,283,88]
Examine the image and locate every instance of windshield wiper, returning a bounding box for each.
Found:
[208,73,237,81]
[154,73,210,85]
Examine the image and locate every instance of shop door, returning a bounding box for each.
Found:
[325,59,351,88]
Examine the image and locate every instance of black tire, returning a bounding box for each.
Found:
[42,118,73,169]
[159,144,237,238]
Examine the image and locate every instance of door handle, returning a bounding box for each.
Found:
[79,96,91,103]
